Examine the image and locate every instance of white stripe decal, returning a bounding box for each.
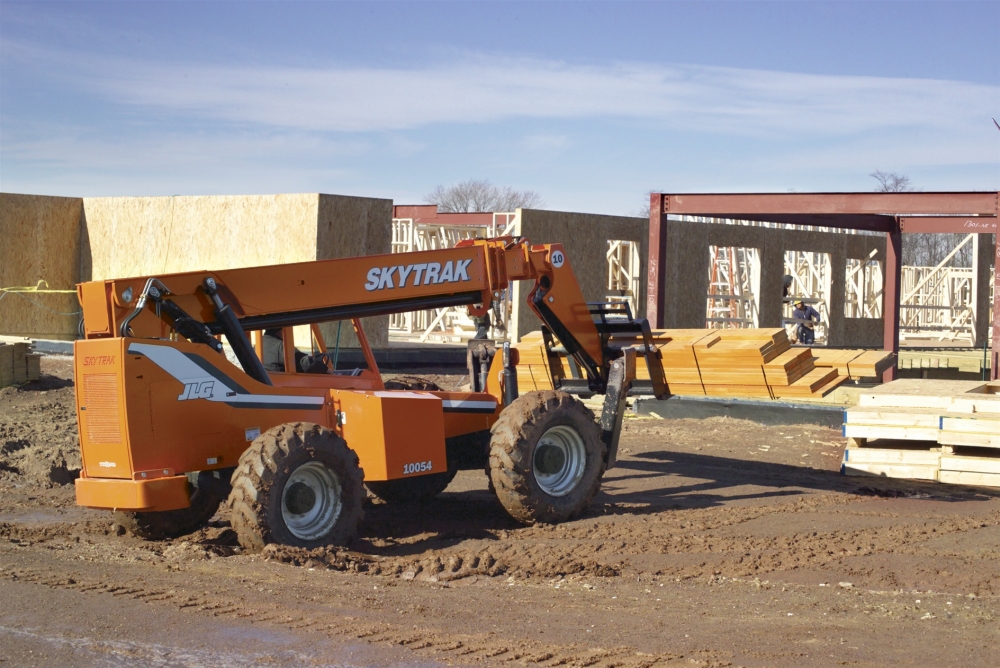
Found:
[441,399,497,411]
[128,343,324,408]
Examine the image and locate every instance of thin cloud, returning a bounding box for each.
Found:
[6,40,996,141]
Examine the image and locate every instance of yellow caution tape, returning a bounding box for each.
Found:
[0,280,81,316]
[0,279,77,294]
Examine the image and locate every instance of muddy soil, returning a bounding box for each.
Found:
[2,358,999,667]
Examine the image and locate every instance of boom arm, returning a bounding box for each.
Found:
[78,238,611,388]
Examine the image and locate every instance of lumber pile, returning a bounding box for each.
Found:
[513,327,869,400]
[813,349,895,380]
[0,342,41,388]
[842,379,1000,489]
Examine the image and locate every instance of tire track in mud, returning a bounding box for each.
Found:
[0,561,725,668]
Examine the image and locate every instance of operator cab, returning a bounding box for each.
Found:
[250,319,384,391]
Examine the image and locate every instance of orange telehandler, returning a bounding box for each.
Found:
[73,237,666,549]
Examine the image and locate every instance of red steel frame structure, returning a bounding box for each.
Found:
[646,192,1000,382]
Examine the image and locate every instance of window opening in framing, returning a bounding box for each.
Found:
[706,246,760,329]
[844,253,883,319]
[783,251,831,345]
[607,240,641,317]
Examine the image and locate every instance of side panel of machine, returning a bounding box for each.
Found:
[333,391,448,482]
[75,339,132,479]
[121,339,331,476]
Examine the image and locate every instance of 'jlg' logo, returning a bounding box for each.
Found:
[364,259,473,292]
[178,381,215,401]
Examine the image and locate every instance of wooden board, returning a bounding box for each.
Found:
[940,454,1000,476]
[857,379,990,409]
[845,407,942,428]
[846,350,895,379]
[11,343,28,383]
[937,471,1000,488]
[0,344,13,387]
[841,462,939,481]
[843,424,941,442]
[842,448,941,466]
[26,353,41,381]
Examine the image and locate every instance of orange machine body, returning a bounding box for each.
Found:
[73,239,602,512]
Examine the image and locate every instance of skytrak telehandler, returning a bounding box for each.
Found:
[72,237,666,549]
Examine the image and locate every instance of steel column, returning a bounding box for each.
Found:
[882,223,903,382]
[993,230,999,381]
[647,193,667,328]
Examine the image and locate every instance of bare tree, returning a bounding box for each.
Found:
[869,170,913,193]
[425,179,543,213]
[869,170,971,267]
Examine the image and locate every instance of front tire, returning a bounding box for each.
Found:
[114,470,230,540]
[488,390,605,524]
[228,423,365,551]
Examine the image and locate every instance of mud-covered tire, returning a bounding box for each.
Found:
[488,390,605,524]
[382,376,442,391]
[227,422,365,552]
[365,470,457,504]
[114,470,230,540]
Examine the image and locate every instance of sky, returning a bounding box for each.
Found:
[1,1,998,215]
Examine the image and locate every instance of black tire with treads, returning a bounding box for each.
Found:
[365,470,457,504]
[227,422,365,552]
[488,390,605,524]
[114,470,231,540]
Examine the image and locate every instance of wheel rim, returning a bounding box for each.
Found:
[281,461,343,540]
[532,425,587,497]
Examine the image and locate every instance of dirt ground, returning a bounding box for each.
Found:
[2,357,999,667]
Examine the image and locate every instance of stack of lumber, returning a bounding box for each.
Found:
[842,379,1000,489]
[514,327,858,400]
[26,353,42,381]
[0,344,13,387]
[642,329,707,395]
[813,349,895,380]
[939,383,1000,450]
[0,342,39,387]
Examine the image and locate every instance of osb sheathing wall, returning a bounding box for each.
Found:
[0,193,84,339]
[2,192,392,346]
[80,193,393,348]
[510,209,648,341]
[659,219,887,348]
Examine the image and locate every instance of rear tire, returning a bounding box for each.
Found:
[365,470,457,504]
[227,422,365,552]
[488,390,605,524]
[114,470,230,540]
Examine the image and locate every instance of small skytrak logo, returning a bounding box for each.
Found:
[364,259,472,292]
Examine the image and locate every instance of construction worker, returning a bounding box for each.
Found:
[792,300,820,345]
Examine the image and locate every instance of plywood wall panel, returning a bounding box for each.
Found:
[512,209,648,341]
[315,194,393,349]
[659,219,886,348]
[0,193,84,338]
[81,193,321,280]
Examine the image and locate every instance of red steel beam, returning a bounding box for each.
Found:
[899,216,997,234]
[883,224,903,382]
[661,192,999,217]
[647,193,667,328]
[993,230,999,381]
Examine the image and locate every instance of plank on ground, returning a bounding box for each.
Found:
[843,448,941,465]
[937,471,1000,488]
[940,454,1000,476]
[841,462,939,481]
[843,424,941,442]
